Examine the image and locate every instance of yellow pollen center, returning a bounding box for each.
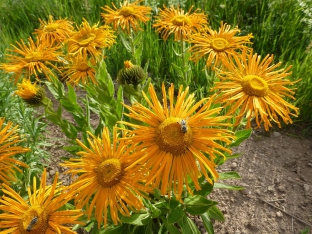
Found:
[25,52,42,62]
[211,38,229,51]
[44,23,60,32]
[241,75,269,97]
[155,117,192,156]
[19,206,48,233]
[171,15,191,26]
[95,158,123,187]
[77,62,90,71]
[119,6,135,17]
[78,33,97,46]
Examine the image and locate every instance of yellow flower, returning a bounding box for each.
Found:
[101,0,152,34]
[33,15,75,46]
[189,22,253,68]
[61,54,97,86]
[213,49,300,131]
[153,5,208,41]
[0,37,62,83]
[0,118,29,185]
[0,169,84,233]
[67,19,116,60]
[61,127,148,227]
[119,83,235,199]
[16,78,45,106]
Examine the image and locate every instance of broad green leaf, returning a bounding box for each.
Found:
[208,206,225,222]
[100,224,128,234]
[200,212,214,234]
[167,203,185,224]
[230,129,252,147]
[161,217,181,234]
[214,183,244,190]
[121,213,151,226]
[184,195,217,215]
[194,181,213,197]
[66,83,77,104]
[218,171,241,180]
[177,215,201,234]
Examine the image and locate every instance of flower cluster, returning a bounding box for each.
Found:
[0,0,302,232]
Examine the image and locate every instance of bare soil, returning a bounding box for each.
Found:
[43,89,312,234]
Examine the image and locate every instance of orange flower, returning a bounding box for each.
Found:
[153,5,208,41]
[101,0,152,34]
[189,22,253,68]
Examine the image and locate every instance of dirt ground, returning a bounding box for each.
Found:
[43,89,312,234]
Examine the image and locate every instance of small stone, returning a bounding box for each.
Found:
[308,163,312,167]
[303,184,310,195]
[231,162,238,169]
[276,211,283,218]
[267,185,275,192]
[248,169,253,173]
[273,132,281,137]
[49,169,55,176]
[277,185,286,193]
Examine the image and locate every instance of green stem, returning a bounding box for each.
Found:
[180,37,188,87]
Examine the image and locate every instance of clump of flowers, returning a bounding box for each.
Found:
[101,0,152,34]
[153,5,208,41]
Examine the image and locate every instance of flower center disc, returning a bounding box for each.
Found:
[119,6,135,17]
[44,23,60,32]
[211,38,229,51]
[96,158,123,187]
[155,117,192,156]
[77,62,90,71]
[19,206,48,233]
[25,52,42,62]
[241,75,269,97]
[78,33,97,46]
[171,15,190,26]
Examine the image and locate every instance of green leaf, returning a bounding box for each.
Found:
[194,181,213,197]
[208,206,225,222]
[200,212,214,234]
[97,60,114,97]
[214,183,245,190]
[230,129,252,147]
[218,171,241,180]
[184,195,218,215]
[161,217,181,234]
[225,153,242,160]
[168,199,184,224]
[116,86,124,120]
[100,224,128,234]
[177,215,201,234]
[121,213,151,226]
[67,83,77,104]
[119,33,132,52]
